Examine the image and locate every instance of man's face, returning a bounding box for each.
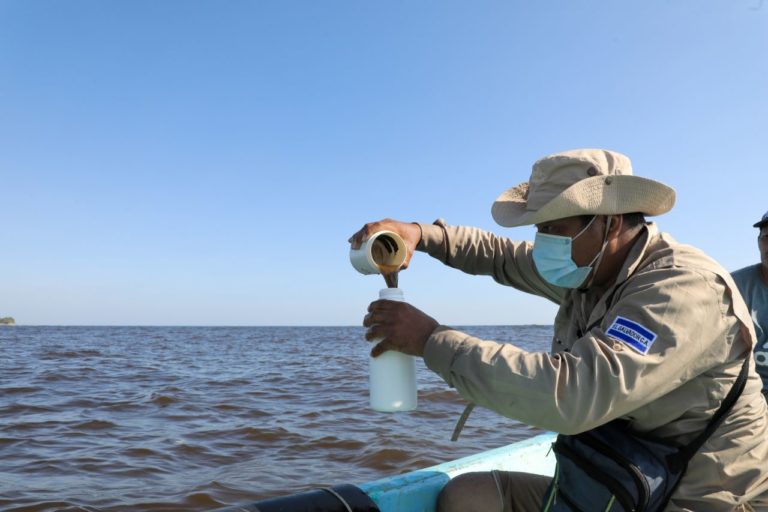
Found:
[759,225,768,269]
[536,215,607,267]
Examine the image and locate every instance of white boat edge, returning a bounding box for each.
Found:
[359,432,557,512]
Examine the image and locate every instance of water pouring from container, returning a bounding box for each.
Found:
[349,231,407,288]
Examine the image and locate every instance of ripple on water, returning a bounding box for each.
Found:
[39,349,103,359]
[353,446,416,472]
[223,425,305,445]
[0,501,95,512]
[0,403,56,415]
[124,493,226,512]
[205,378,252,387]
[70,419,117,430]
[306,435,365,452]
[0,436,24,448]
[149,393,180,407]
[57,397,103,409]
[211,403,242,412]
[16,458,69,475]
[99,400,145,413]
[120,447,161,457]
[0,386,44,394]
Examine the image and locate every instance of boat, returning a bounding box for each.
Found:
[214,432,557,512]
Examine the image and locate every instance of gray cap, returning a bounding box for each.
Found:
[754,210,768,229]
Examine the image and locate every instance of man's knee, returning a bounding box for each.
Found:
[437,472,501,512]
[437,471,551,512]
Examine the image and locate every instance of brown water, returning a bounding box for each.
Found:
[0,325,551,511]
[369,235,401,288]
[378,265,399,288]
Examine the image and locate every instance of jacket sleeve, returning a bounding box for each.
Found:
[423,265,744,434]
[417,220,564,304]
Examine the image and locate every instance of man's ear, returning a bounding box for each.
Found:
[606,214,623,238]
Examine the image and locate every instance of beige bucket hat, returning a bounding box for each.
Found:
[491,148,676,227]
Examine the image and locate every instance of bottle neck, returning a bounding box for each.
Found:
[379,288,404,302]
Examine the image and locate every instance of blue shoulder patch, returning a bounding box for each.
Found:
[606,316,657,355]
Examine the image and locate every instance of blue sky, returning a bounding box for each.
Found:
[1,0,766,326]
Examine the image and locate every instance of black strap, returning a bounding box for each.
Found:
[676,356,751,464]
[451,402,476,441]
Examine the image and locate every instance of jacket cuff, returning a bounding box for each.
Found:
[417,219,449,262]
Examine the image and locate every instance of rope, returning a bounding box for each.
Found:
[451,402,476,441]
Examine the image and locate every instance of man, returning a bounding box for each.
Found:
[732,210,768,398]
[350,149,768,511]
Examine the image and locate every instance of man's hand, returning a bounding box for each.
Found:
[363,300,439,358]
[348,219,422,270]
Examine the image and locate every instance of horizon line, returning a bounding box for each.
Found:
[0,323,555,328]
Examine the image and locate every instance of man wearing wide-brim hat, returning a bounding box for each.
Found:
[350,148,768,511]
[732,210,768,400]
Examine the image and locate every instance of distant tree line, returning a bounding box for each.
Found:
[0,317,15,325]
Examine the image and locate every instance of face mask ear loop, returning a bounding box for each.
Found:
[578,215,613,290]
[572,215,598,241]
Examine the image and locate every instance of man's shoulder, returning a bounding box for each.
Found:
[731,265,768,305]
[644,231,724,275]
[731,264,760,286]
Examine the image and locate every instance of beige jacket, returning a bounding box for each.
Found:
[418,221,768,511]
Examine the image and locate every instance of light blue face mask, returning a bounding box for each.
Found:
[532,216,609,289]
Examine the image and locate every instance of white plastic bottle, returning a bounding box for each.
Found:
[369,287,417,412]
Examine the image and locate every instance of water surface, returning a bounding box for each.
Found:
[0,325,551,511]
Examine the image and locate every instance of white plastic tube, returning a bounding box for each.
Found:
[369,287,417,412]
[349,231,407,275]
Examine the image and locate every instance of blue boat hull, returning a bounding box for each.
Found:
[360,432,556,512]
[214,432,557,511]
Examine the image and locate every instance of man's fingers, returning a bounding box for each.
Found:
[367,299,398,313]
[349,232,364,249]
[355,229,370,248]
[362,312,387,327]
[365,325,385,342]
[349,223,379,249]
[365,317,400,356]
[370,339,394,358]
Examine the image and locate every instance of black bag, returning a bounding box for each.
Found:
[541,358,749,512]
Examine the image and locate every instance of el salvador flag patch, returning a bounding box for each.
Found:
[606,316,657,355]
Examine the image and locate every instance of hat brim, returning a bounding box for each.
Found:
[754,220,768,228]
[491,175,676,227]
